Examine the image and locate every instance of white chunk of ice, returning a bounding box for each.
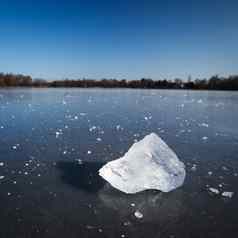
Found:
[134,210,143,219]
[208,187,219,194]
[221,191,234,198]
[99,133,186,193]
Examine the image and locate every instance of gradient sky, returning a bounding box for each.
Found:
[0,0,237,80]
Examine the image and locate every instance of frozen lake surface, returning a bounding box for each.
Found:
[0,88,238,237]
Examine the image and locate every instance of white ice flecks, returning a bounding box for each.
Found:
[191,164,197,171]
[99,133,186,193]
[116,125,122,130]
[199,123,209,128]
[76,159,83,165]
[134,210,143,219]
[12,144,20,150]
[208,187,219,195]
[144,115,152,121]
[55,130,63,138]
[208,171,213,176]
[208,188,234,199]
[89,126,97,132]
[221,191,234,198]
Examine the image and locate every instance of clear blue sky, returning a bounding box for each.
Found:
[0,0,237,80]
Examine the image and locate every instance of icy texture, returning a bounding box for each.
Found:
[99,133,186,193]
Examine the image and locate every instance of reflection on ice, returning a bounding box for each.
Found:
[98,184,186,223]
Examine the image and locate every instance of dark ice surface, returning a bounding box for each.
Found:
[0,88,238,238]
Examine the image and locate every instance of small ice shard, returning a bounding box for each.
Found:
[134,210,143,219]
[191,164,197,171]
[99,133,186,193]
[89,126,97,132]
[76,159,83,165]
[221,191,234,198]
[200,123,209,128]
[208,187,219,195]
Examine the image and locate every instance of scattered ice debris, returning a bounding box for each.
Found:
[55,130,63,138]
[200,123,209,128]
[76,159,83,165]
[0,162,4,166]
[191,164,197,171]
[144,115,152,121]
[208,187,219,195]
[221,191,234,198]
[99,133,186,193]
[202,136,208,141]
[0,176,5,179]
[134,210,143,219]
[123,221,131,226]
[89,126,97,132]
[222,166,229,171]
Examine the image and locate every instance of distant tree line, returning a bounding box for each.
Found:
[0,73,32,87]
[0,72,238,90]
